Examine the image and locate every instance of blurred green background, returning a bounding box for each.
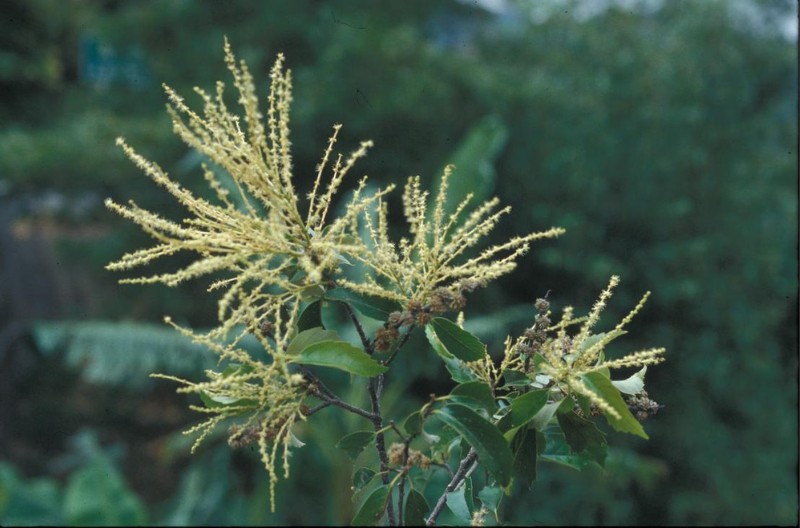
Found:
[1,0,797,525]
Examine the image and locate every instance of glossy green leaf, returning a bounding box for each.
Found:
[425,325,478,383]
[434,404,513,487]
[428,318,486,362]
[351,485,390,526]
[286,327,341,356]
[404,489,429,527]
[510,390,549,428]
[294,340,388,377]
[581,371,648,438]
[336,431,375,460]
[326,289,402,322]
[297,300,323,332]
[450,381,496,414]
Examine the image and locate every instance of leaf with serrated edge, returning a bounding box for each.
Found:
[434,404,513,487]
[582,371,648,438]
[429,318,486,362]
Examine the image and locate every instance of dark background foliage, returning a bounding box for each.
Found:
[1,0,796,525]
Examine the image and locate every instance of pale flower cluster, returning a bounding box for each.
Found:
[341,165,565,305]
[529,276,665,418]
[106,42,569,509]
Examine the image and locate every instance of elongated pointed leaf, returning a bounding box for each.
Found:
[451,381,496,414]
[351,485,390,526]
[425,325,478,383]
[327,289,402,322]
[286,327,341,356]
[581,371,648,438]
[510,390,549,428]
[434,404,513,487]
[428,318,486,362]
[336,431,375,460]
[294,340,387,377]
[404,489,429,527]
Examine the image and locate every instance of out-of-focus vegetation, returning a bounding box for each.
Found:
[1,0,796,525]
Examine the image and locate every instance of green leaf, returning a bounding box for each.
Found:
[352,467,376,491]
[581,371,648,438]
[297,300,323,332]
[501,369,530,388]
[434,404,513,488]
[509,390,549,428]
[539,424,606,470]
[425,325,478,383]
[428,318,486,362]
[294,340,388,377]
[198,391,256,410]
[510,426,538,491]
[64,454,146,526]
[464,476,476,514]
[530,401,561,431]
[611,366,648,395]
[450,381,496,414]
[0,462,64,525]
[286,327,341,356]
[404,489,429,527]
[326,289,402,321]
[446,486,472,523]
[351,485,390,526]
[31,321,215,390]
[402,411,423,436]
[557,412,608,467]
[478,486,504,521]
[336,431,375,460]
[435,114,508,222]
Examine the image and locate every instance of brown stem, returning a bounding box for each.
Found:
[425,448,478,526]
[368,374,396,525]
[300,366,377,421]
